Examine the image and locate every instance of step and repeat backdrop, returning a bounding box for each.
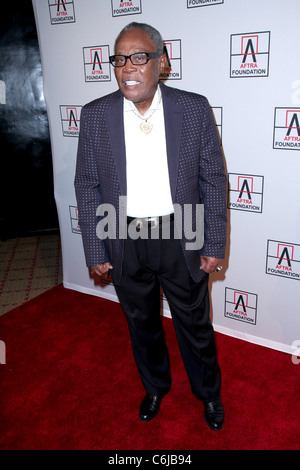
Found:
[32,0,300,356]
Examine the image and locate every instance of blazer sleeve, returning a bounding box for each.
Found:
[74,105,109,267]
[199,97,227,259]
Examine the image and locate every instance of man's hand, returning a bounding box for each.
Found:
[91,262,113,278]
[200,256,223,274]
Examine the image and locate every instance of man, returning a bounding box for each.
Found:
[75,22,227,431]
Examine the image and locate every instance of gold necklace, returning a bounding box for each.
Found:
[133,108,156,134]
[132,92,162,134]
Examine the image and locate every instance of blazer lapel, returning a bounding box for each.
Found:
[160,82,183,202]
[106,90,127,196]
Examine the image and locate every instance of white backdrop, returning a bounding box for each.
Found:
[32,0,300,356]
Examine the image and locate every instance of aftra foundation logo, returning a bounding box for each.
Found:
[160,40,182,80]
[228,173,264,213]
[48,0,75,25]
[69,206,81,234]
[60,106,82,137]
[83,46,111,82]
[266,240,300,280]
[111,0,142,17]
[225,288,258,325]
[187,0,224,7]
[230,31,270,78]
[273,108,300,150]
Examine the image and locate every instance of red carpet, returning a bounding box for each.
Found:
[0,284,299,450]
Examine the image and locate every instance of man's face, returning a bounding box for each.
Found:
[114,28,166,114]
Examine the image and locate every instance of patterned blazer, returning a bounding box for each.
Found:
[74,81,227,285]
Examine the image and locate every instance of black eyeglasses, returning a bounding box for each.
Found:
[109,52,161,67]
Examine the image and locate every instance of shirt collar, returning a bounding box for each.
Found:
[124,85,162,118]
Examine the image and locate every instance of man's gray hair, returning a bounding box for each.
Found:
[114,22,164,55]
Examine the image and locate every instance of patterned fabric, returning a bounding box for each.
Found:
[74,82,227,285]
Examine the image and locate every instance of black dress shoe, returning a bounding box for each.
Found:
[204,396,224,430]
[139,393,164,422]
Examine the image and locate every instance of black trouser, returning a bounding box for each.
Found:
[114,220,221,403]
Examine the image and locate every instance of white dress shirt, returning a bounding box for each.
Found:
[123,86,174,217]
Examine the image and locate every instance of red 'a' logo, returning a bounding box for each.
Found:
[66,107,78,130]
[237,176,253,204]
[233,292,248,315]
[56,0,67,15]
[90,48,103,74]
[240,35,258,69]
[276,244,294,271]
[286,111,300,137]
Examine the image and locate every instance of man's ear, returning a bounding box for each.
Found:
[159,53,167,72]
